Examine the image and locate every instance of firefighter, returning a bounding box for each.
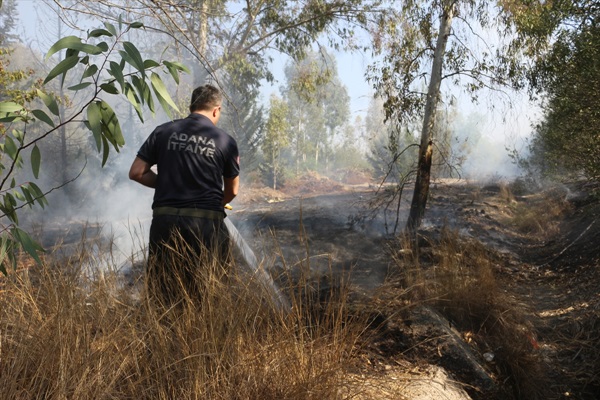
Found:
[129,84,240,304]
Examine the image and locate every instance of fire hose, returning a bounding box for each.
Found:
[224,205,291,313]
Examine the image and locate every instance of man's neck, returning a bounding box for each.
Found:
[193,110,216,125]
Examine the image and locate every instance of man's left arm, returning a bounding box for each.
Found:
[222,176,239,206]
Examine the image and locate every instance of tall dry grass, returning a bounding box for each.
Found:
[0,234,366,400]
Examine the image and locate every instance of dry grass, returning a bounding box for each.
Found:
[505,187,572,239]
[391,229,551,400]
[0,235,367,400]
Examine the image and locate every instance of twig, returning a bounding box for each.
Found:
[541,219,596,267]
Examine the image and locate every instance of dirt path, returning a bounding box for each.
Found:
[425,181,600,399]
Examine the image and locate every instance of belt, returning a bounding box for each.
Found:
[152,207,225,220]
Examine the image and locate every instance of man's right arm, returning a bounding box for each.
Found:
[129,156,157,188]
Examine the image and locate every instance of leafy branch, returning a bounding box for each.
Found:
[0,18,189,273]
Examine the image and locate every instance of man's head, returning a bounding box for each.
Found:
[189,84,222,113]
[190,84,223,124]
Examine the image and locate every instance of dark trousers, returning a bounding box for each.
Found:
[147,215,231,306]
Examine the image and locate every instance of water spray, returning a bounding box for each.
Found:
[225,205,291,313]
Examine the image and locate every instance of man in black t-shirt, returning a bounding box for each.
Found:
[129,84,240,303]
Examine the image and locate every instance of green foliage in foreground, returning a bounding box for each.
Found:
[0,18,189,273]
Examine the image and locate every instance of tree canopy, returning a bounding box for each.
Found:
[503,0,600,181]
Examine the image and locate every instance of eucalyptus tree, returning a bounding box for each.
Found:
[501,1,600,182]
[0,0,17,46]
[49,0,377,165]
[321,59,350,172]
[0,20,187,272]
[261,94,290,189]
[0,0,28,104]
[281,49,350,173]
[332,116,370,172]
[368,1,519,232]
[217,53,266,172]
[365,95,417,182]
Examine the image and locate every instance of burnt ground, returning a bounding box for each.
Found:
[230,178,600,400]
[229,191,392,293]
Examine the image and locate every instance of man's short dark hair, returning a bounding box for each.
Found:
[189,84,222,113]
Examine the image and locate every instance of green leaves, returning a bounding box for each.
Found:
[35,21,188,165]
[0,101,23,123]
[0,102,24,114]
[43,55,79,85]
[3,135,18,160]
[523,13,600,181]
[109,61,125,90]
[0,18,189,275]
[31,109,55,127]
[120,41,146,76]
[45,36,105,60]
[163,60,189,84]
[36,89,59,116]
[0,227,45,273]
[87,100,124,166]
[31,145,41,179]
[104,21,117,37]
[150,72,179,118]
[88,28,113,38]
[12,227,44,264]
[87,101,103,151]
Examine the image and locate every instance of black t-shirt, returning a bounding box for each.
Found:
[137,113,240,211]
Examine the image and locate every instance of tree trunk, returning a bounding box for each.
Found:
[272,147,277,190]
[296,120,300,175]
[406,2,455,232]
[193,0,209,85]
[58,18,69,191]
[325,128,331,173]
[302,129,306,164]
[198,0,208,56]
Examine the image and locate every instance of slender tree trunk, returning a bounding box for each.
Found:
[296,120,300,175]
[302,129,306,164]
[406,2,455,232]
[198,0,208,55]
[58,18,69,191]
[272,147,277,190]
[193,0,209,85]
[325,127,332,173]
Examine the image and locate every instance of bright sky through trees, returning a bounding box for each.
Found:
[15,0,538,177]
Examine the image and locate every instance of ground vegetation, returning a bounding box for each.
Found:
[3,176,600,399]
